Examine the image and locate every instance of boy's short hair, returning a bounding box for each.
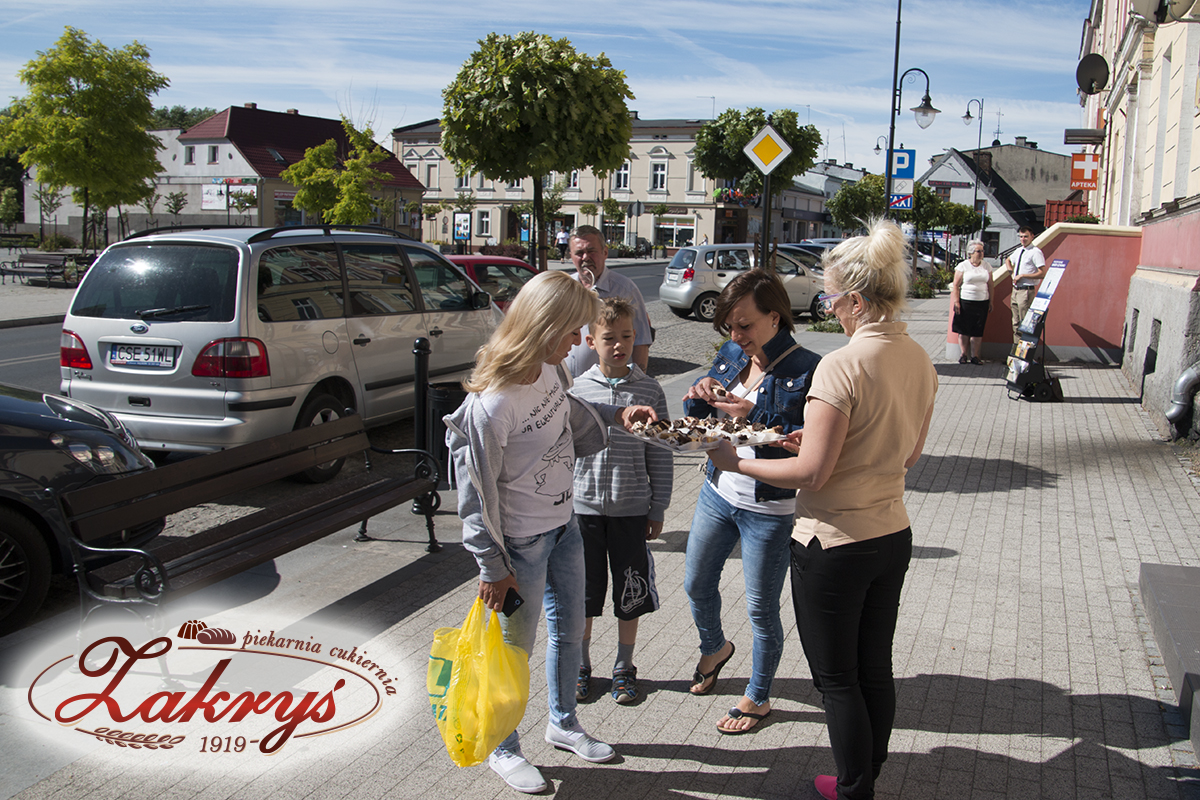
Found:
[1018,225,1035,235]
[595,296,635,329]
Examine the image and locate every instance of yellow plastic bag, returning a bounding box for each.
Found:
[428,596,530,767]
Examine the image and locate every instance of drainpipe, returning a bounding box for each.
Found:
[1165,362,1200,437]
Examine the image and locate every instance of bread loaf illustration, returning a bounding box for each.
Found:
[196,627,236,645]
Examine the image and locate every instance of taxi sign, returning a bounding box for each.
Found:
[743,125,793,175]
[889,194,913,210]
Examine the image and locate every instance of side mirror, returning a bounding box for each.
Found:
[472,290,491,310]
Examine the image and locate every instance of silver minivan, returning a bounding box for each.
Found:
[659,243,825,322]
[60,226,502,480]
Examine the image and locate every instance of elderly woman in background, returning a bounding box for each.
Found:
[950,240,992,365]
[709,220,938,799]
[681,269,822,734]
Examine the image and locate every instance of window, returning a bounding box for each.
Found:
[403,245,471,310]
[455,173,471,191]
[686,160,703,193]
[425,164,438,190]
[207,145,219,164]
[256,244,344,322]
[475,263,535,306]
[935,186,951,202]
[477,173,489,190]
[506,179,523,190]
[341,244,417,316]
[569,170,579,189]
[477,210,491,237]
[651,162,667,191]
[653,216,695,247]
[614,162,630,191]
[184,146,195,165]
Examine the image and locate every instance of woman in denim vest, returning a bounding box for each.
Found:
[680,269,822,733]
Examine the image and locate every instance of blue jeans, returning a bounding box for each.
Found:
[683,481,793,706]
[495,517,586,754]
[790,529,912,800]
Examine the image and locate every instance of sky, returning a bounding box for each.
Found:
[0,0,1095,173]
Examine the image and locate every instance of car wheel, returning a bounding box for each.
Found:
[668,305,691,318]
[292,393,348,483]
[0,508,52,636]
[692,293,719,323]
[810,295,827,321]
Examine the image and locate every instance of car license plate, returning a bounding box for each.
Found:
[666,273,680,285]
[109,344,175,368]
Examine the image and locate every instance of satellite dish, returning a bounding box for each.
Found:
[1167,0,1198,21]
[1077,54,1110,95]
[1131,0,1165,20]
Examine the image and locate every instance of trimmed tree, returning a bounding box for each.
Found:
[694,108,821,196]
[442,31,634,270]
[0,27,168,253]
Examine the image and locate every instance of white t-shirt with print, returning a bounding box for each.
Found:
[477,363,575,538]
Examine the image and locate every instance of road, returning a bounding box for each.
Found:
[1,322,61,395]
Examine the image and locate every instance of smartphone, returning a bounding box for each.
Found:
[501,587,524,617]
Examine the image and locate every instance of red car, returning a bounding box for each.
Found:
[446,255,537,311]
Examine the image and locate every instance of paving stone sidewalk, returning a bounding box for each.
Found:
[2,296,1199,799]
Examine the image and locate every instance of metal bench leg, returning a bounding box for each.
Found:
[411,491,441,552]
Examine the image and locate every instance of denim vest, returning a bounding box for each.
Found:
[683,330,822,503]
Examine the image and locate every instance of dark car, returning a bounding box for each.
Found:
[446,254,537,311]
[0,383,161,634]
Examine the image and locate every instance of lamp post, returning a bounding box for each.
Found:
[884,0,939,216]
[962,98,985,239]
[873,136,889,156]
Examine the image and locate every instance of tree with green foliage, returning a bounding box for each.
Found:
[139,187,160,228]
[0,27,168,252]
[442,31,634,270]
[601,196,623,243]
[164,190,187,225]
[827,173,984,235]
[230,190,258,225]
[694,108,821,196]
[579,203,598,224]
[280,117,391,225]
[149,105,216,130]
[453,191,477,212]
[32,183,63,239]
[0,188,20,231]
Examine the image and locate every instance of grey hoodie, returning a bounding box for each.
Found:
[445,368,617,583]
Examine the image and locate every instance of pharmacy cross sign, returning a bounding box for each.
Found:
[743,125,793,175]
[1071,153,1100,191]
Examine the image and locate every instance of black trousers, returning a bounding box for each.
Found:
[790,528,912,800]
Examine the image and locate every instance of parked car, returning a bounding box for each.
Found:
[60,226,502,480]
[0,382,161,634]
[659,243,824,323]
[446,254,537,311]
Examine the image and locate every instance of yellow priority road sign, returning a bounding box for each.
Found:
[743,125,793,175]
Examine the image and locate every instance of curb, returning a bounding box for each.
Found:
[0,315,65,329]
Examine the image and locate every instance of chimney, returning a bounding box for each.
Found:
[826,158,836,164]
[629,110,639,119]
[244,103,257,109]
[976,152,993,176]
[845,163,853,169]
[286,109,298,115]
[1015,136,1027,147]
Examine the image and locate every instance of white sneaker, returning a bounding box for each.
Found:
[488,748,547,794]
[544,721,616,763]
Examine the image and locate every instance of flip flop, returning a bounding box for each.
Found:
[690,641,736,695]
[716,705,771,735]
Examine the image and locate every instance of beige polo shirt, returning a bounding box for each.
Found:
[792,321,938,549]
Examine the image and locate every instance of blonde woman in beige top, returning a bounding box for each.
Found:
[709,219,938,800]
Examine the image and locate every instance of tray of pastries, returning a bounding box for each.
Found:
[627,415,787,453]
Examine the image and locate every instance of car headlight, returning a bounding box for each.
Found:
[50,430,154,475]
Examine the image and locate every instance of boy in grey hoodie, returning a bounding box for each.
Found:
[571,298,673,705]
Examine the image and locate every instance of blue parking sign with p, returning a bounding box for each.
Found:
[891,149,915,180]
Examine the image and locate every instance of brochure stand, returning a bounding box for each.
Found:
[1006,259,1067,402]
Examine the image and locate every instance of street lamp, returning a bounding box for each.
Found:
[962,98,985,238]
[884,66,939,207]
[873,136,889,155]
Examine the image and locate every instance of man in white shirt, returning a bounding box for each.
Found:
[565,225,653,376]
[1004,226,1047,343]
[556,228,570,261]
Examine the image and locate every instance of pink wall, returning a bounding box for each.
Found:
[945,225,1142,355]
[1140,208,1200,270]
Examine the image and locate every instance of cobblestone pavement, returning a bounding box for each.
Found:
[2,283,1200,799]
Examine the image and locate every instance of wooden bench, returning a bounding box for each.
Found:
[1,253,78,287]
[60,414,439,622]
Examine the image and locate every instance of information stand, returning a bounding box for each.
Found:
[1006,259,1067,402]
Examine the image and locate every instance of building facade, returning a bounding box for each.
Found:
[22,104,426,242]
[392,114,829,253]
